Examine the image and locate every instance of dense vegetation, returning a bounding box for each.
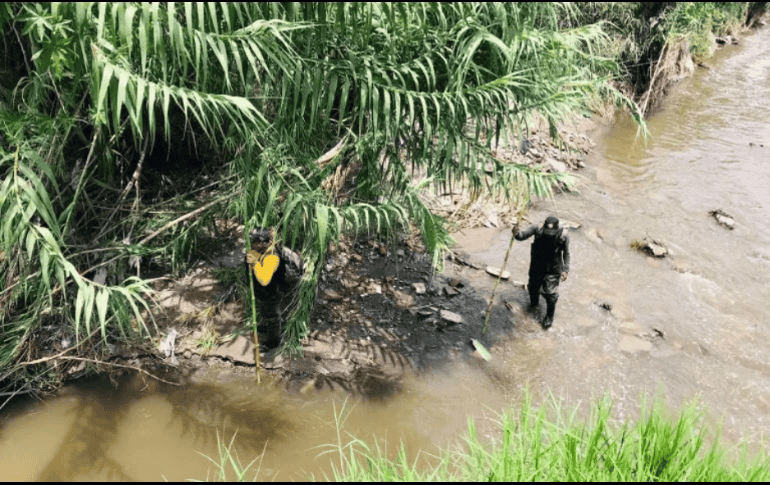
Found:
[0,2,765,397]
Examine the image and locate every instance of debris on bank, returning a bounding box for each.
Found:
[632,236,669,258]
[485,266,511,280]
[710,209,735,230]
[420,115,597,231]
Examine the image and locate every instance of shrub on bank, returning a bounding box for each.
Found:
[199,393,770,481]
[325,394,770,482]
[573,2,756,108]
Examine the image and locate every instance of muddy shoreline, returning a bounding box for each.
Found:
[55,116,601,400]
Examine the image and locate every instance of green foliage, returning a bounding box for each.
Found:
[198,431,264,482]
[1,1,646,372]
[663,3,748,60]
[0,130,152,373]
[572,2,751,98]
[323,393,770,482]
[229,2,643,351]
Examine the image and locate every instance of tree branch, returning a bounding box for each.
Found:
[137,195,231,246]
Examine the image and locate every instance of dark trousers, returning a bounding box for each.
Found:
[253,285,284,349]
[528,271,560,306]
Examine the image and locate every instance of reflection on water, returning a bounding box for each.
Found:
[0,369,508,481]
[3,26,770,482]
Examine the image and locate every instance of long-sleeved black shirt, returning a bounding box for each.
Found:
[514,225,570,275]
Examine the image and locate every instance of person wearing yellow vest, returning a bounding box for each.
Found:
[245,229,304,350]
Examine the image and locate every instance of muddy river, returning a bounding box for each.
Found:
[2,28,770,481]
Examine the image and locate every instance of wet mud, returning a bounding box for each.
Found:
[299,236,521,396]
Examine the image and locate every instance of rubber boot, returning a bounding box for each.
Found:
[261,326,281,351]
[542,298,556,329]
[528,282,540,309]
[259,306,282,351]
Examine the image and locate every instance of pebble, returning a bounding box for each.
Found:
[444,286,460,297]
[646,241,668,258]
[710,210,735,230]
[323,289,343,301]
[412,282,426,294]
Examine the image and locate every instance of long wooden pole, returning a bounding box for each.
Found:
[249,268,261,384]
[246,237,262,384]
[483,212,523,335]
[483,235,515,334]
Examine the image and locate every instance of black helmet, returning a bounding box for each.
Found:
[542,216,560,236]
[249,228,272,243]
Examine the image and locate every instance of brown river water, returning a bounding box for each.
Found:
[2,28,770,481]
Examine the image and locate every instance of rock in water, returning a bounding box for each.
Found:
[486,266,511,280]
[709,209,735,230]
[559,219,581,230]
[647,242,668,258]
[647,241,668,258]
[633,236,668,258]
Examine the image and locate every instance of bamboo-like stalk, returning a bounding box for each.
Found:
[483,212,523,335]
[246,237,262,383]
[483,235,515,335]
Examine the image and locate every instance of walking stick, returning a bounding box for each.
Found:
[483,212,523,335]
[248,266,262,384]
[246,227,280,383]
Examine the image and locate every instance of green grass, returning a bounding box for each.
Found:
[199,393,770,481]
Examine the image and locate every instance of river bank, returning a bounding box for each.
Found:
[3,19,770,481]
[21,25,756,399]
[3,1,765,405]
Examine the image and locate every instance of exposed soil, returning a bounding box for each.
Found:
[97,233,527,401]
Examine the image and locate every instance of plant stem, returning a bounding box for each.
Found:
[483,211,523,335]
[246,234,261,383]
[137,195,230,246]
[483,233,515,335]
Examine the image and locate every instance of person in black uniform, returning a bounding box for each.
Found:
[245,228,304,350]
[513,216,570,329]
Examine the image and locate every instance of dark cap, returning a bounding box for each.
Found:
[542,216,560,236]
[250,228,272,243]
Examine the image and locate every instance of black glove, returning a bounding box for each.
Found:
[511,223,520,236]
